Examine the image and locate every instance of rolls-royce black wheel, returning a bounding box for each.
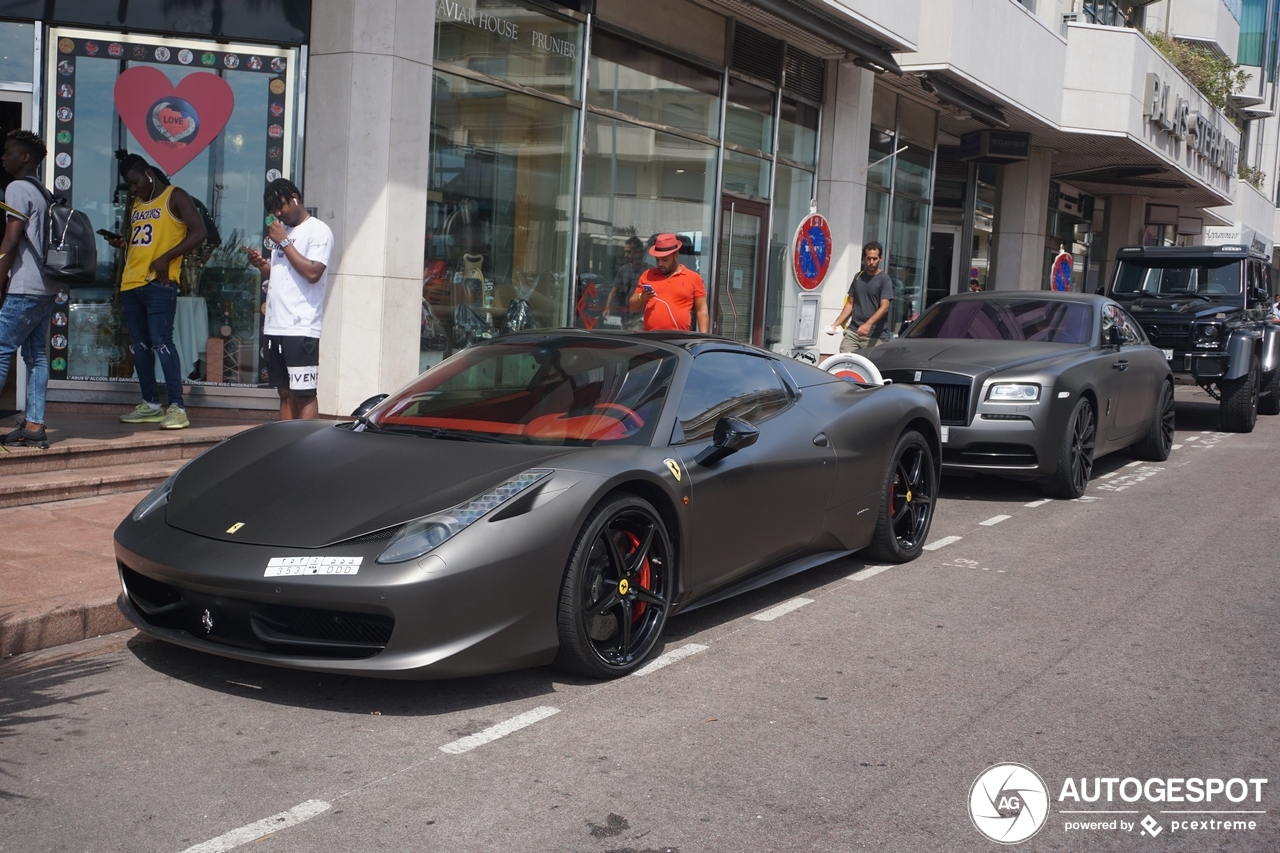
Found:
[1042,396,1096,499]
[1131,380,1175,461]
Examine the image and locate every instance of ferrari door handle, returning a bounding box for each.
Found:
[812,433,829,447]
[1111,360,1129,371]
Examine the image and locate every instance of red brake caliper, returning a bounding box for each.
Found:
[623,531,650,621]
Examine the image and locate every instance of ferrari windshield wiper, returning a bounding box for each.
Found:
[355,414,398,435]
[386,425,518,444]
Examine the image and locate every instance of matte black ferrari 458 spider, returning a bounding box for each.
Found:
[866,292,1175,498]
[115,332,940,679]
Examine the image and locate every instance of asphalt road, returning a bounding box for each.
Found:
[2,387,1277,853]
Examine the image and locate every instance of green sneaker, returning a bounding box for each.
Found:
[120,403,164,423]
[160,404,190,430]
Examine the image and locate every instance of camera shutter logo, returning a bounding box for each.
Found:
[969,763,1050,843]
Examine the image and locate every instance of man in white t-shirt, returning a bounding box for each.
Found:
[246,178,333,420]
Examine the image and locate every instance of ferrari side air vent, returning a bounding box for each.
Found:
[342,526,403,545]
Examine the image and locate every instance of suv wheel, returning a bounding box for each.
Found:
[1220,356,1259,433]
[1258,367,1280,416]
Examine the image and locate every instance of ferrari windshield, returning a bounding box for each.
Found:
[366,338,677,446]
[906,299,1094,344]
[1112,260,1241,296]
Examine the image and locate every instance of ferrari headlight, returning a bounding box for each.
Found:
[130,471,179,521]
[376,469,553,564]
[987,383,1040,402]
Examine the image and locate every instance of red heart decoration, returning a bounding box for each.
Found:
[113,66,235,177]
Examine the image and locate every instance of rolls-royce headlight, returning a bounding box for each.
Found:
[377,469,553,564]
[130,471,179,521]
[987,383,1040,402]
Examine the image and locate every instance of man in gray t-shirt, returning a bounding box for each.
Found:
[0,129,56,449]
[827,241,894,352]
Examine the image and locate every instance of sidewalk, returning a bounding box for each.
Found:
[0,409,270,658]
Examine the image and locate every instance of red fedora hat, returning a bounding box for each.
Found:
[649,233,682,257]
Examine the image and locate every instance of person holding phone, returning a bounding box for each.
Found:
[628,233,708,332]
[244,178,333,420]
[106,153,206,429]
[0,130,55,449]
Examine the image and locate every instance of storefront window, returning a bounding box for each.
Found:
[45,29,299,385]
[725,77,773,152]
[423,71,577,369]
[777,97,817,166]
[434,0,583,99]
[589,29,720,140]
[576,113,717,331]
[722,149,770,199]
[0,21,32,83]
[764,164,814,350]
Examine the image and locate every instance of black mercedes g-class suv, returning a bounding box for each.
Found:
[1109,245,1280,432]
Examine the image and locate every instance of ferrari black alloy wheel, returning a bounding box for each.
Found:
[555,494,672,678]
[865,430,936,563]
[1131,380,1175,462]
[1043,396,1096,499]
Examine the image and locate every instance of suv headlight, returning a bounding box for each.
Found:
[130,471,179,521]
[377,469,553,563]
[1194,324,1222,346]
[987,383,1040,402]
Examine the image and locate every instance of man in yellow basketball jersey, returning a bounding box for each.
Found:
[106,154,206,429]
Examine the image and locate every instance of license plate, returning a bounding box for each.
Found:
[1162,349,1174,360]
[941,426,950,444]
[265,556,363,577]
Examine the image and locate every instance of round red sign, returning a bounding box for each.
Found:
[792,213,833,291]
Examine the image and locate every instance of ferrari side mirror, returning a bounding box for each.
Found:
[695,416,759,467]
[351,394,389,419]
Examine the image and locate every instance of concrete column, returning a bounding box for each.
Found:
[988,147,1053,291]
[306,0,434,415]
[815,62,874,356]
[1099,195,1148,288]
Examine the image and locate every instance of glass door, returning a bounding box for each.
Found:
[716,197,769,345]
[926,226,960,309]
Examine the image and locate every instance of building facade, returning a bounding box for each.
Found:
[1,0,1278,419]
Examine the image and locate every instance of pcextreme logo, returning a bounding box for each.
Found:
[969,764,1269,843]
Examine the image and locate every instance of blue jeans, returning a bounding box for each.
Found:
[121,282,184,409]
[0,293,54,425]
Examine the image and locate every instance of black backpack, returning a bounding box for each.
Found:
[21,176,98,285]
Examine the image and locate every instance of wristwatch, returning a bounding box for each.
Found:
[277,238,294,249]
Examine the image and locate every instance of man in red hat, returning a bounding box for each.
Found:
[628,233,709,332]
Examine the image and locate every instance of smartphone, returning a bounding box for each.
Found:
[642,283,655,294]
[97,229,121,241]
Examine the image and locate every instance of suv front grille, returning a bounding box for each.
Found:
[1142,322,1191,347]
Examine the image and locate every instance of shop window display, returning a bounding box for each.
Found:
[44,29,299,386]
[423,71,577,369]
[576,114,717,332]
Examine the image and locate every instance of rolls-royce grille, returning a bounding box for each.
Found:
[926,383,971,426]
[944,443,1038,466]
[120,564,393,658]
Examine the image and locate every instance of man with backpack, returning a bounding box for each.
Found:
[0,130,56,449]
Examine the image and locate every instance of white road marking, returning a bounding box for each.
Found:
[979,515,1011,526]
[1200,430,1211,434]
[923,535,962,551]
[1025,498,1052,508]
[439,707,560,754]
[1096,465,1163,493]
[179,800,330,853]
[1125,460,1144,468]
[752,597,814,622]
[1184,436,1199,442]
[631,643,708,676]
[1171,444,1182,450]
[851,564,895,582]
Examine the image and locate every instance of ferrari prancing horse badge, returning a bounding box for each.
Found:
[663,458,682,481]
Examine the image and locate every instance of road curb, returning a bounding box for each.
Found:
[0,595,130,658]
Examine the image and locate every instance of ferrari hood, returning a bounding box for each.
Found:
[164,421,575,547]
[868,339,1088,375]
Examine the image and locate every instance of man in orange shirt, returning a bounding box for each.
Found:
[629,233,709,332]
